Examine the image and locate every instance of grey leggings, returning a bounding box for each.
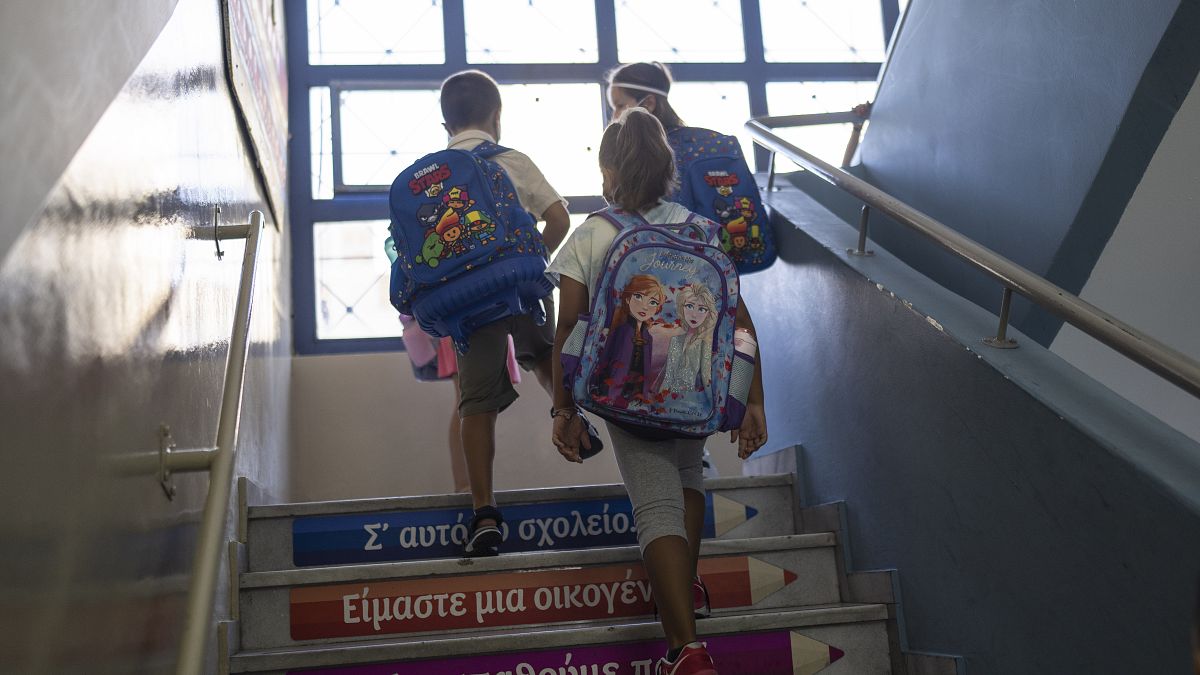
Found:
[605,422,707,552]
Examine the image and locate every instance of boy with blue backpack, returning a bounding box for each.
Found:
[388,69,598,557]
[549,108,767,675]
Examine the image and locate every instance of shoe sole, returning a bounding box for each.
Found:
[463,526,502,557]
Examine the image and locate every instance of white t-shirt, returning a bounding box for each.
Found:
[546,200,693,303]
[446,130,567,218]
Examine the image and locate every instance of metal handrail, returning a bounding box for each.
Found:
[746,116,1200,401]
[176,210,265,674]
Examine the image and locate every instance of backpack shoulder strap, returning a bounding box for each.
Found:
[684,211,722,244]
[591,206,649,232]
[470,141,511,160]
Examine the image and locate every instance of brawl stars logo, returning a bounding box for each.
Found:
[409,162,452,197]
[703,170,740,197]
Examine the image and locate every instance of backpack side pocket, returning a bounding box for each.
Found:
[722,350,755,431]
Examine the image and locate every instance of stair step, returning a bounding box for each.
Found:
[230,604,891,674]
[246,475,796,571]
[239,534,840,650]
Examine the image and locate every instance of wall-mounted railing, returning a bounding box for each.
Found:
[105,210,265,673]
[747,116,1200,401]
[174,209,264,674]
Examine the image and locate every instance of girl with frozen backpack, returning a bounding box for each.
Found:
[548,107,768,675]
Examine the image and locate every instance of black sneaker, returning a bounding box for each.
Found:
[578,413,604,460]
[463,505,503,557]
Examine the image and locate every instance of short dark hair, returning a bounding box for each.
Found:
[606,62,685,130]
[598,108,677,212]
[440,70,501,131]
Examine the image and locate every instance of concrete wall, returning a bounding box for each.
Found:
[1050,72,1200,443]
[750,185,1200,674]
[858,0,1200,345]
[0,0,291,671]
[0,0,178,263]
[290,351,747,501]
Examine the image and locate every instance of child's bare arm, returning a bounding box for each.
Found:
[540,202,570,255]
[551,276,592,462]
[731,297,767,458]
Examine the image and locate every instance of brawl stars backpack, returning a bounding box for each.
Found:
[667,127,777,274]
[559,207,754,438]
[388,141,553,352]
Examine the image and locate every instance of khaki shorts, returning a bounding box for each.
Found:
[456,297,556,417]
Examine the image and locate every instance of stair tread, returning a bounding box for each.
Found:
[241,533,836,588]
[230,603,887,670]
[248,474,794,520]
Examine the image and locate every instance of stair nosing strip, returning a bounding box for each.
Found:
[240,532,836,589]
[247,474,794,520]
[229,603,888,670]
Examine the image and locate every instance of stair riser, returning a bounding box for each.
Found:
[236,619,890,674]
[247,485,794,571]
[240,548,839,650]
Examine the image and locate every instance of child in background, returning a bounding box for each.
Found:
[547,108,767,675]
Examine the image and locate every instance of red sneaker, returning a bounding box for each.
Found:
[656,642,718,675]
[692,577,711,619]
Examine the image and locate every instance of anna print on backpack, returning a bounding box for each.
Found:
[595,274,666,408]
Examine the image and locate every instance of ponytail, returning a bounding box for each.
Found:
[599,108,678,212]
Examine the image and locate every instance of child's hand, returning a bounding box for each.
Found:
[552,414,591,464]
[730,404,767,459]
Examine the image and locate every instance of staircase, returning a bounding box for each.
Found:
[225,474,909,674]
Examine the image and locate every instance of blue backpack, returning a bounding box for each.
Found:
[560,207,754,438]
[387,142,553,352]
[667,127,777,274]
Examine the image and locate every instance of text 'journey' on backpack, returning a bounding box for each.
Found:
[387,141,553,353]
[559,207,755,438]
[667,126,778,275]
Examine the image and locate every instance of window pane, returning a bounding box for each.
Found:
[465,0,598,64]
[668,82,754,169]
[307,0,444,65]
[765,81,876,170]
[339,89,444,187]
[314,220,399,340]
[311,87,334,199]
[616,0,745,63]
[497,83,605,197]
[760,0,886,63]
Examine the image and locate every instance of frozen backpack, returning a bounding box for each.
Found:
[559,206,754,438]
[388,141,553,352]
[667,127,777,274]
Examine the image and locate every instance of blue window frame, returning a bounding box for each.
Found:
[287,0,900,354]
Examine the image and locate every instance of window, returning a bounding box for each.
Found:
[760,0,887,63]
[289,0,901,353]
[313,220,398,339]
[615,0,746,63]
[464,0,599,64]
[766,80,878,169]
[307,0,445,65]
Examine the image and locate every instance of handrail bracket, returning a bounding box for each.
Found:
[158,423,178,500]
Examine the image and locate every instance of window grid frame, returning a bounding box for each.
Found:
[288,0,900,354]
